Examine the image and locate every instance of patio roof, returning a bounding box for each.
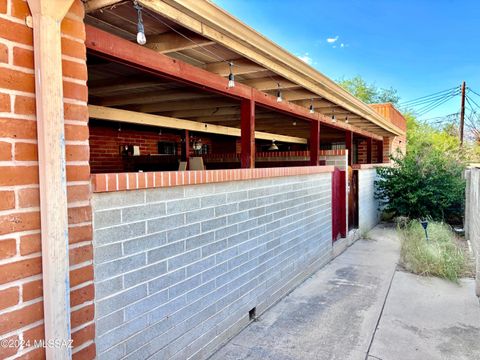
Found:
[84,0,405,138]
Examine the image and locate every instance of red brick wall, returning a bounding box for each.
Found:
[0,1,95,359]
[89,120,183,173]
[383,135,406,162]
[357,139,368,164]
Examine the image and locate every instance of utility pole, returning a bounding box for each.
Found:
[460,81,466,146]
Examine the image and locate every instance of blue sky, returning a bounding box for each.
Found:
[213,0,480,121]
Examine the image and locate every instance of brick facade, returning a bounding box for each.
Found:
[0,1,95,358]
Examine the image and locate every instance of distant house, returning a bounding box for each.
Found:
[0,0,406,358]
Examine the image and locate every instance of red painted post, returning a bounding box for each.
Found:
[309,121,320,166]
[182,130,190,165]
[367,137,372,164]
[377,139,384,163]
[345,130,353,166]
[240,99,255,168]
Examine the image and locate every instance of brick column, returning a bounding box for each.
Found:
[0,1,95,359]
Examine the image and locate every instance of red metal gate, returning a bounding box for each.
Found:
[332,168,347,241]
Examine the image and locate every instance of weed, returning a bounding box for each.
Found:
[400,220,467,282]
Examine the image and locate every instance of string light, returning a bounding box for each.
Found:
[134,2,147,45]
[309,99,314,114]
[276,83,282,103]
[345,115,349,124]
[227,62,235,88]
[331,109,336,123]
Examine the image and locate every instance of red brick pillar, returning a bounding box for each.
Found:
[366,138,372,164]
[240,99,255,168]
[0,1,95,358]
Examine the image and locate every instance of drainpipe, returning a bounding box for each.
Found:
[26,1,75,358]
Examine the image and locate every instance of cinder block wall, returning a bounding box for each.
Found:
[0,1,95,358]
[358,168,380,232]
[92,173,333,359]
[465,168,480,296]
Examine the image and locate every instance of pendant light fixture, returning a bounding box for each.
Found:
[134,2,147,45]
[227,62,235,88]
[268,140,279,151]
[276,83,282,103]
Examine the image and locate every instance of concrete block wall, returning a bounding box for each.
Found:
[320,154,347,170]
[358,168,380,232]
[92,173,333,359]
[465,168,480,296]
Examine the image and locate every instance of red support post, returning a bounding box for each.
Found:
[366,137,372,164]
[345,130,353,166]
[182,130,190,165]
[309,121,320,166]
[377,139,384,163]
[240,99,255,168]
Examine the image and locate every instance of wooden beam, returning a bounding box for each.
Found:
[88,77,159,96]
[310,121,320,166]
[99,90,214,106]
[241,99,255,168]
[206,58,268,76]
[88,105,308,144]
[146,31,215,53]
[267,89,319,102]
[128,98,237,113]
[242,76,298,91]
[27,0,74,358]
[84,0,122,12]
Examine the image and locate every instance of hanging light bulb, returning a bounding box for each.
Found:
[227,62,235,88]
[276,83,282,103]
[309,99,314,114]
[331,110,336,123]
[268,140,279,151]
[345,115,349,124]
[134,2,147,45]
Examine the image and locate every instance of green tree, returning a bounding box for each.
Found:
[337,76,400,104]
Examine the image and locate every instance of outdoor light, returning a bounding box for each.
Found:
[331,114,336,123]
[227,62,235,88]
[345,115,349,124]
[309,99,314,114]
[421,220,429,242]
[276,84,282,102]
[134,2,147,45]
[292,121,297,126]
[268,140,279,151]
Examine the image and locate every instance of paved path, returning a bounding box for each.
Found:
[210,224,480,360]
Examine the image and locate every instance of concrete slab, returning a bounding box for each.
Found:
[209,224,400,360]
[369,271,480,360]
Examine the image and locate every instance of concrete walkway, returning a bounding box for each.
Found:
[210,224,480,360]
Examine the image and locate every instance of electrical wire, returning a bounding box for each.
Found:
[415,93,457,117]
[398,86,459,106]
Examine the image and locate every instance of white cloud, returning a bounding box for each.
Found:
[297,52,314,65]
[326,36,339,43]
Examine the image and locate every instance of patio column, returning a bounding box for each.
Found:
[377,139,384,163]
[309,120,320,166]
[241,98,255,168]
[367,137,372,164]
[26,0,75,358]
[182,129,190,166]
[345,130,353,166]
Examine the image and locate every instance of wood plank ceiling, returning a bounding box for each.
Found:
[85,1,396,140]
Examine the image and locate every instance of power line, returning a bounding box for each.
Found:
[398,86,459,106]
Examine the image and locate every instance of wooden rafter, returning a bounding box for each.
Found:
[206,58,268,76]
[145,31,215,53]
